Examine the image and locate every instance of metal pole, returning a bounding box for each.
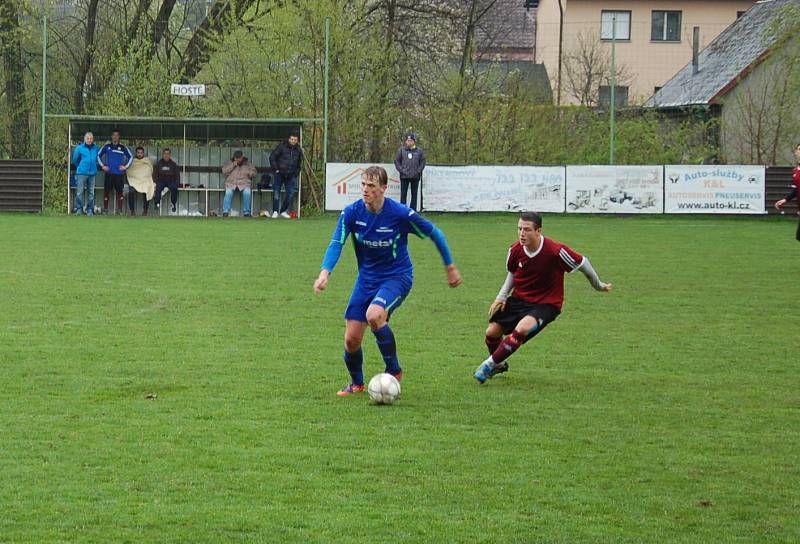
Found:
[67,122,71,214]
[609,14,616,165]
[40,16,47,160]
[41,16,48,212]
[323,16,330,171]
[556,0,564,106]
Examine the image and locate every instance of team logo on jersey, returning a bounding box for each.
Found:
[376,227,393,233]
[361,238,392,248]
[355,220,367,226]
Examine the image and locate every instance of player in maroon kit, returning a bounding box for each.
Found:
[774,143,800,242]
[474,211,613,384]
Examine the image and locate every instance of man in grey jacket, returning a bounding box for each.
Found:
[394,132,426,211]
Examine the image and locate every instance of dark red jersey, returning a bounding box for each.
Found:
[506,237,584,310]
[793,166,800,194]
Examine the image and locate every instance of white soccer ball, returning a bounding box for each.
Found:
[368,373,401,405]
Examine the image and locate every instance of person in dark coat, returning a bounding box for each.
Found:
[268,133,303,218]
[394,132,426,211]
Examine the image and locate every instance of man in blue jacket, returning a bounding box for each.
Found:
[98,129,133,214]
[71,132,99,215]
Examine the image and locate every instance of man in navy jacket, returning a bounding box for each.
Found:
[98,130,133,214]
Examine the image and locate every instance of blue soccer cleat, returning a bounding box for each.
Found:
[474,360,509,384]
[474,361,496,384]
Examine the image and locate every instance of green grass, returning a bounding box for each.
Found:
[0,212,798,543]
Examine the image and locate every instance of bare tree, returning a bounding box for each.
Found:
[562,30,630,106]
[723,53,799,164]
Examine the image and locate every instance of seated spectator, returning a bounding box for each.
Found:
[222,150,257,217]
[126,147,155,216]
[153,148,180,213]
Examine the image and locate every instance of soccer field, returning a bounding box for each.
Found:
[1,213,797,543]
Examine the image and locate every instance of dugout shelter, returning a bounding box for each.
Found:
[58,115,310,217]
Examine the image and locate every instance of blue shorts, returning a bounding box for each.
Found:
[345,276,413,322]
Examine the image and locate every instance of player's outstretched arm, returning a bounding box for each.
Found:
[314,212,350,294]
[428,227,461,287]
[577,257,612,292]
[406,212,461,287]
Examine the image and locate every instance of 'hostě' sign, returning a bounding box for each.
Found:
[170,84,206,96]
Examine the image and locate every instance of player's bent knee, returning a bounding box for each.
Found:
[366,307,388,329]
[486,323,503,338]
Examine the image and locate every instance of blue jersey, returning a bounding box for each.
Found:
[322,198,453,284]
[98,143,133,175]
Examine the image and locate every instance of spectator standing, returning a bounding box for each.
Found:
[126,147,155,216]
[97,129,133,214]
[394,132,426,211]
[268,133,303,218]
[71,131,99,216]
[221,150,257,217]
[153,148,181,213]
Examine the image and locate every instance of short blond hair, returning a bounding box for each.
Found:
[363,165,388,186]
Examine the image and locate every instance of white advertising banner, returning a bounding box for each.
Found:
[664,165,766,214]
[325,163,401,210]
[566,165,663,213]
[423,165,566,212]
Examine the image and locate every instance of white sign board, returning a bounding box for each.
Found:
[566,165,663,213]
[664,165,765,214]
[423,165,566,212]
[325,163,401,211]
[171,84,206,96]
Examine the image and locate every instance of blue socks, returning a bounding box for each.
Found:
[343,348,364,386]
[372,324,401,375]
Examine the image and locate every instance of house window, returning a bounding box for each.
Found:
[598,85,629,108]
[651,11,681,41]
[601,11,631,40]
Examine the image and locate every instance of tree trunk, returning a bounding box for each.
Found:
[124,0,155,54]
[0,0,31,157]
[368,0,396,162]
[448,0,480,154]
[150,0,178,57]
[73,0,99,114]
[178,0,261,80]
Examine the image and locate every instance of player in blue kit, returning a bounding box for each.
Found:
[314,165,463,396]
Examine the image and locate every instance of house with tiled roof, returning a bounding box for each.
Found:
[473,0,551,101]
[646,0,800,164]
[477,0,538,61]
[534,0,755,105]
